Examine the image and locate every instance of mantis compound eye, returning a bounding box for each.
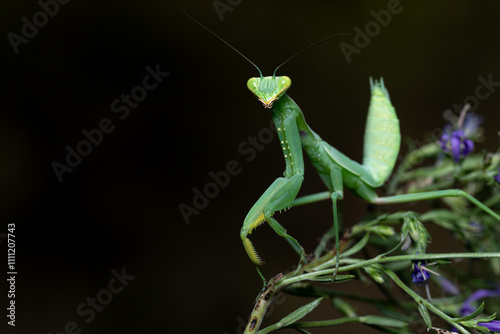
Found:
[277,76,291,92]
[247,78,260,92]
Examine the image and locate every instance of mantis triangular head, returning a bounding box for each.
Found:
[247,76,292,108]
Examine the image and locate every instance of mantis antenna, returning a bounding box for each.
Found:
[181,7,263,78]
[272,33,350,77]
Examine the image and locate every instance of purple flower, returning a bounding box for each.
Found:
[440,129,474,162]
[461,288,500,316]
[459,302,476,317]
[478,320,500,332]
[495,170,500,184]
[469,221,484,234]
[437,276,460,296]
[411,261,431,285]
[440,111,482,163]
[453,287,500,333]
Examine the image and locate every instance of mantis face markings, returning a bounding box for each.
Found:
[247,76,291,108]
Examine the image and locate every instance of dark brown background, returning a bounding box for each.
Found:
[1,1,500,333]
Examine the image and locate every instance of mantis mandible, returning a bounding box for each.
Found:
[183,11,500,276]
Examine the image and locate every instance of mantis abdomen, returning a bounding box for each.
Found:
[362,79,401,186]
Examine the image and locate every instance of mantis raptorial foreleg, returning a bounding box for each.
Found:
[241,175,305,264]
[240,111,307,265]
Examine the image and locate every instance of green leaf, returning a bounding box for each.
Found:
[360,315,408,328]
[340,233,370,258]
[460,311,496,330]
[364,265,385,284]
[332,297,356,317]
[258,298,323,334]
[280,315,408,332]
[420,209,461,222]
[417,301,432,329]
[452,302,485,322]
[367,225,395,238]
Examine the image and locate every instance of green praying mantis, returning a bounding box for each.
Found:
[184,11,500,276]
[241,74,500,275]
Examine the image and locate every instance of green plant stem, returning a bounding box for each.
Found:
[382,269,470,334]
[277,252,500,288]
[248,252,500,333]
[244,273,285,334]
[286,316,395,328]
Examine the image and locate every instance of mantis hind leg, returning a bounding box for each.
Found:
[374,189,500,222]
[330,192,343,282]
[328,166,344,282]
[292,191,331,207]
[291,166,345,280]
